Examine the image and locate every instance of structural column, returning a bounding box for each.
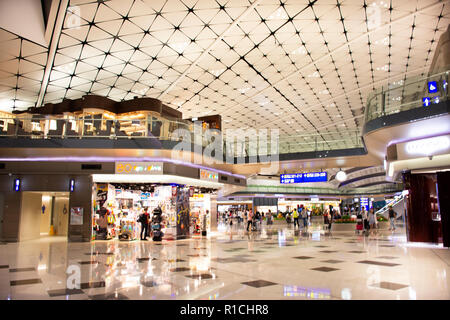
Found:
[403,171,439,243]
[436,171,450,248]
[68,175,93,242]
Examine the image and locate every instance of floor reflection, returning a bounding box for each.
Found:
[0,221,449,300]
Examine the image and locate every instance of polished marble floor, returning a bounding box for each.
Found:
[0,221,449,300]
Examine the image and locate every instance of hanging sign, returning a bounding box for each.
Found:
[115,162,163,174]
[280,172,327,184]
[200,169,218,182]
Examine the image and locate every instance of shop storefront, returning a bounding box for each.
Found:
[189,193,211,235]
[92,183,178,241]
[91,182,217,241]
[278,199,341,216]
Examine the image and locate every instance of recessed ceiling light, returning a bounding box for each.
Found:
[268,7,288,20]
[291,47,307,55]
[170,42,189,54]
[376,65,389,71]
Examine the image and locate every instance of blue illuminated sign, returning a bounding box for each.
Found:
[360,197,369,211]
[423,97,431,107]
[433,96,440,104]
[280,172,327,184]
[428,81,438,93]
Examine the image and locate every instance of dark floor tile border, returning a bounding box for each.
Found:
[9,267,36,272]
[10,278,42,286]
[357,260,400,267]
[185,274,215,280]
[79,261,99,265]
[0,265,9,269]
[241,280,278,288]
[80,281,106,289]
[89,293,129,300]
[310,267,340,272]
[47,288,85,297]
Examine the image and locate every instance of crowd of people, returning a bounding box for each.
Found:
[220,209,274,231]
[220,204,398,234]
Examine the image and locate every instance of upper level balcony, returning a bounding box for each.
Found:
[363,68,449,135]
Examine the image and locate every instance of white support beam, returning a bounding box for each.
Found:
[35,0,69,108]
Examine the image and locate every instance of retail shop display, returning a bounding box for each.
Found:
[189,194,211,235]
[92,183,176,241]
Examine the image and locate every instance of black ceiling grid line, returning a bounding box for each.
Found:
[12,38,23,112]
[59,1,102,101]
[0,28,49,111]
[241,2,310,135]
[101,0,158,101]
[169,0,256,114]
[304,2,358,137]
[235,1,326,138]
[202,0,316,132]
[148,1,251,113]
[309,2,342,131]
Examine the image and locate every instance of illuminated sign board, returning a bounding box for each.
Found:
[405,136,450,156]
[200,169,218,182]
[422,97,431,107]
[280,172,327,184]
[428,81,438,93]
[115,162,163,174]
[360,197,369,211]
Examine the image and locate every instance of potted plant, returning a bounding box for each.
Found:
[331,215,356,232]
[376,215,389,229]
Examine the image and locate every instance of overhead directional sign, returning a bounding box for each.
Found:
[280,172,327,184]
[428,81,438,93]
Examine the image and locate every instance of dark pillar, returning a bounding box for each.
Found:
[175,187,190,240]
[403,171,440,243]
[436,171,450,248]
[68,175,93,242]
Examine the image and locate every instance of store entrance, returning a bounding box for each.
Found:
[92,182,215,242]
[19,192,69,241]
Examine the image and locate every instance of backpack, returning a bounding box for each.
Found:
[138,213,146,223]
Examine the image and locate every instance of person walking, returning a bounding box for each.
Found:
[328,208,333,231]
[388,206,397,231]
[246,209,253,231]
[293,207,299,228]
[301,206,308,229]
[368,208,377,235]
[361,207,369,235]
[266,210,272,225]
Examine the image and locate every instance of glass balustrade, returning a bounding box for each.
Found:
[365,68,449,122]
[0,114,363,154]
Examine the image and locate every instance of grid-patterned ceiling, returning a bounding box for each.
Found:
[0,0,449,140]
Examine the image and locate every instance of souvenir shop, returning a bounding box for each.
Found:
[91,182,214,241]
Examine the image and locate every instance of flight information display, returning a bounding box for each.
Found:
[280,172,327,184]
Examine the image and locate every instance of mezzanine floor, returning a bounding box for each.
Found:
[0,221,449,300]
